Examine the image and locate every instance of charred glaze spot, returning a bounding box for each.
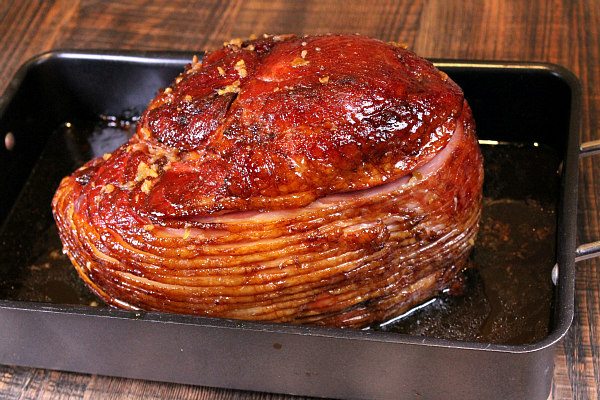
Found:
[74,170,93,186]
[147,92,237,151]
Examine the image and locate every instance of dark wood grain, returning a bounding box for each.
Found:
[0,1,599,399]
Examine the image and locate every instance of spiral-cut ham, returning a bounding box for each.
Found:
[52,34,483,328]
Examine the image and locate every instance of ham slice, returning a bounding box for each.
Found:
[52,34,483,328]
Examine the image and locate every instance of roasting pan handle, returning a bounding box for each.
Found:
[575,140,600,262]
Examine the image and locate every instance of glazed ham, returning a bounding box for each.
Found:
[52,34,483,328]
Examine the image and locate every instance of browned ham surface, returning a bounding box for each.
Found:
[52,34,483,328]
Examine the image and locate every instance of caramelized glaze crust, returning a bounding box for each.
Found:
[52,34,483,327]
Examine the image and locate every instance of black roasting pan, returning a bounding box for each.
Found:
[0,51,594,400]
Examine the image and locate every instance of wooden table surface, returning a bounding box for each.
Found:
[0,1,599,399]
